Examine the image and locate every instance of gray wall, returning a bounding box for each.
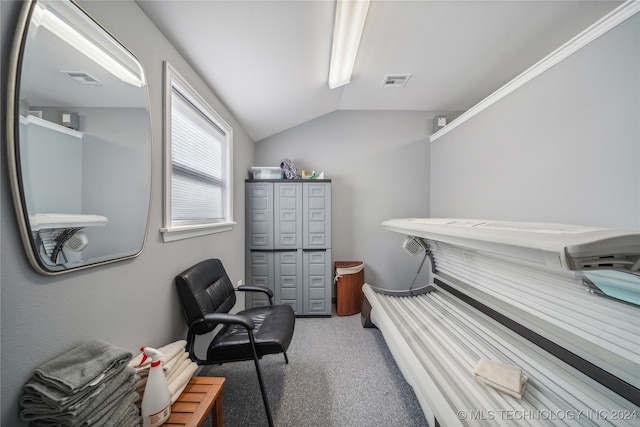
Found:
[255,110,432,291]
[19,119,83,214]
[430,13,640,229]
[1,1,254,425]
[79,107,151,260]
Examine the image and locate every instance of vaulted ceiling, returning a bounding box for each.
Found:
[137,0,621,141]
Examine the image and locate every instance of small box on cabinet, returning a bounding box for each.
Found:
[249,167,284,180]
[249,166,284,179]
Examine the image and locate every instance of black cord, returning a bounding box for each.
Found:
[51,227,81,263]
[408,251,428,295]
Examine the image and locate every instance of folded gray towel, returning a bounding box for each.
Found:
[20,340,137,426]
[119,410,141,427]
[21,381,106,415]
[117,408,143,427]
[29,391,140,427]
[21,368,138,423]
[74,369,137,423]
[21,367,135,416]
[87,390,139,427]
[101,404,141,427]
[32,340,132,395]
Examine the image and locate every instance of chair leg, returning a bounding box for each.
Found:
[283,351,289,364]
[248,334,274,427]
[252,355,274,427]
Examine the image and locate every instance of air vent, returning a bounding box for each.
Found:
[63,71,104,86]
[382,74,411,88]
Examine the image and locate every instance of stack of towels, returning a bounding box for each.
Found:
[20,339,141,426]
[129,340,198,406]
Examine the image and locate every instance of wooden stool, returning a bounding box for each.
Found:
[163,377,225,427]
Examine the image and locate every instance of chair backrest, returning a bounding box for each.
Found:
[175,259,237,334]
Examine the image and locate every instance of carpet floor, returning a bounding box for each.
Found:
[201,311,429,427]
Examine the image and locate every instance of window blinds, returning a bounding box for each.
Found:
[170,89,226,223]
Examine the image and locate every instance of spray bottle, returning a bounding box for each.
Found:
[139,346,171,427]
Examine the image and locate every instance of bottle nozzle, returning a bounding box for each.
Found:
[138,346,163,367]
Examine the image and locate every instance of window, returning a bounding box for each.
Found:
[161,62,234,242]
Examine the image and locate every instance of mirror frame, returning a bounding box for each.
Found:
[6,0,152,275]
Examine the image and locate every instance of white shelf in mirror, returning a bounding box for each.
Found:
[20,114,83,139]
[29,213,108,231]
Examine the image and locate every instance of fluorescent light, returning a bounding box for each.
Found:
[32,3,144,87]
[328,0,370,89]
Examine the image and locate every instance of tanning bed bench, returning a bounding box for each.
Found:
[363,219,640,426]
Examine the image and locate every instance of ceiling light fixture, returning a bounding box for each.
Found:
[32,3,144,87]
[328,0,370,89]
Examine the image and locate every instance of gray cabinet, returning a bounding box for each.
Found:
[275,250,303,313]
[303,182,332,249]
[246,180,331,316]
[246,182,273,249]
[303,249,332,315]
[274,182,302,249]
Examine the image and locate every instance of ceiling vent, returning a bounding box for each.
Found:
[382,74,411,88]
[63,71,104,86]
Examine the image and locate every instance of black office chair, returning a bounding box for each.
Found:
[175,258,295,427]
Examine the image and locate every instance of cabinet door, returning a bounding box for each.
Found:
[246,182,273,249]
[274,182,302,249]
[275,250,303,314]
[303,183,331,249]
[246,251,274,308]
[303,249,332,315]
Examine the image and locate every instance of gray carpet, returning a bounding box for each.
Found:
[201,312,429,427]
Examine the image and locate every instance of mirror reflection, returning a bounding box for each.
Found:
[9,0,152,274]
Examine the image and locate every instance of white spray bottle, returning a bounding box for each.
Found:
[139,346,171,427]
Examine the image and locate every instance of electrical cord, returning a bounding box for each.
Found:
[408,250,428,295]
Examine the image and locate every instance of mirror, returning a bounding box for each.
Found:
[7,0,152,274]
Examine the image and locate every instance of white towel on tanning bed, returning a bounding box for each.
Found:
[472,358,528,399]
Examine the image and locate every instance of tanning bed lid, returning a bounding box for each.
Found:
[381,218,640,272]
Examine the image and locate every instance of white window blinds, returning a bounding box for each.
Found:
[161,62,233,242]
[170,90,226,223]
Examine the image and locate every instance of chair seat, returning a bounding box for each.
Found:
[208,304,295,362]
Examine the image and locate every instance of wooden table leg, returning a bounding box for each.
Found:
[165,377,225,427]
[211,392,223,427]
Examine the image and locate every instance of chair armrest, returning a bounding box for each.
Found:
[200,313,255,330]
[236,285,274,304]
[186,313,256,364]
[187,313,254,336]
[236,285,274,298]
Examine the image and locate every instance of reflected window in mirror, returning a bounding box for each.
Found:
[6,0,152,274]
[160,62,234,243]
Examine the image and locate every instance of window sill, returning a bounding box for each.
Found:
[160,221,236,243]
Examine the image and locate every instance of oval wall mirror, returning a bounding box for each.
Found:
[6,0,152,275]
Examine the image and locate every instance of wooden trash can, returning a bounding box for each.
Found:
[335,261,364,316]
